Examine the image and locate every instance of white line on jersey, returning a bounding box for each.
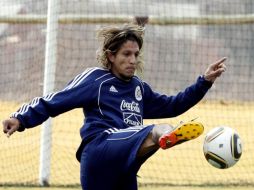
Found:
[105,125,149,140]
[103,125,147,134]
[95,73,111,81]
[98,77,115,116]
[11,92,57,117]
[64,67,96,90]
[11,67,103,117]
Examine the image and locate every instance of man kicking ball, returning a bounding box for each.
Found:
[3,23,226,190]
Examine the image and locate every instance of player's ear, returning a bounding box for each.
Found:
[107,51,115,63]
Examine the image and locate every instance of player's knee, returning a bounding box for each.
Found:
[137,132,158,158]
[151,124,174,143]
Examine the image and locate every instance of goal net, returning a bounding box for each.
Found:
[0,0,254,187]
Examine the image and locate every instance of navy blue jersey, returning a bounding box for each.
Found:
[11,67,212,140]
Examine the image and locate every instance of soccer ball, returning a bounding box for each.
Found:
[203,126,242,169]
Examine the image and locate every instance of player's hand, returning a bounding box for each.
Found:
[2,118,20,137]
[204,57,227,83]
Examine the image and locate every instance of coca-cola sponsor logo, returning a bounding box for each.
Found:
[120,100,140,113]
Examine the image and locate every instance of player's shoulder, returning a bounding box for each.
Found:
[132,76,153,95]
[132,75,151,93]
[80,67,110,81]
[132,76,149,87]
[65,67,110,89]
[82,67,108,75]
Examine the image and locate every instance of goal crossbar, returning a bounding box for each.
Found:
[1,14,254,25]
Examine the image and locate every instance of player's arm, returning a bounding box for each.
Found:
[2,90,79,137]
[2,72,96,137]
[143,57,227,118]
[2,85,89,137]
[143,76,212,118]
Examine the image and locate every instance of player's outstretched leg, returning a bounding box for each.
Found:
[158,121,204,149]
[137,121,204,158]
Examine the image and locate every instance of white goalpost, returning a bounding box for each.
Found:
[39,0,59,186]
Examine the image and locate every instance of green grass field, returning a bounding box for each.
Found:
[1,100,254,188]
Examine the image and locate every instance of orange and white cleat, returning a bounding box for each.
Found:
[159,121,204,149]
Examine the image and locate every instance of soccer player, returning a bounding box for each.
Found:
[2,23,226,190]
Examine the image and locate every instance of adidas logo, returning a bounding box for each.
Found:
[109,85,118,93]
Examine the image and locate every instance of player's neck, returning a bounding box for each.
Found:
[110,70,132,82]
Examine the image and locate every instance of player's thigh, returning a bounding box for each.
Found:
[80,126,154,189]
[80,142,119,190]
[80,140,138,190]
[104,125,155,166]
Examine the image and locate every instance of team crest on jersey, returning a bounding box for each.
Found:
[123,112,142,126]
[135,86,142,101]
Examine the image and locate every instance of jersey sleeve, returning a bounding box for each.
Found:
[143,75,213,119]
[11,71,97,131]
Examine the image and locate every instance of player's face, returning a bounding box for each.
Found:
[109,40,140,81]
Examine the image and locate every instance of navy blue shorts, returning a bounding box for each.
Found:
[80,124,155,190]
